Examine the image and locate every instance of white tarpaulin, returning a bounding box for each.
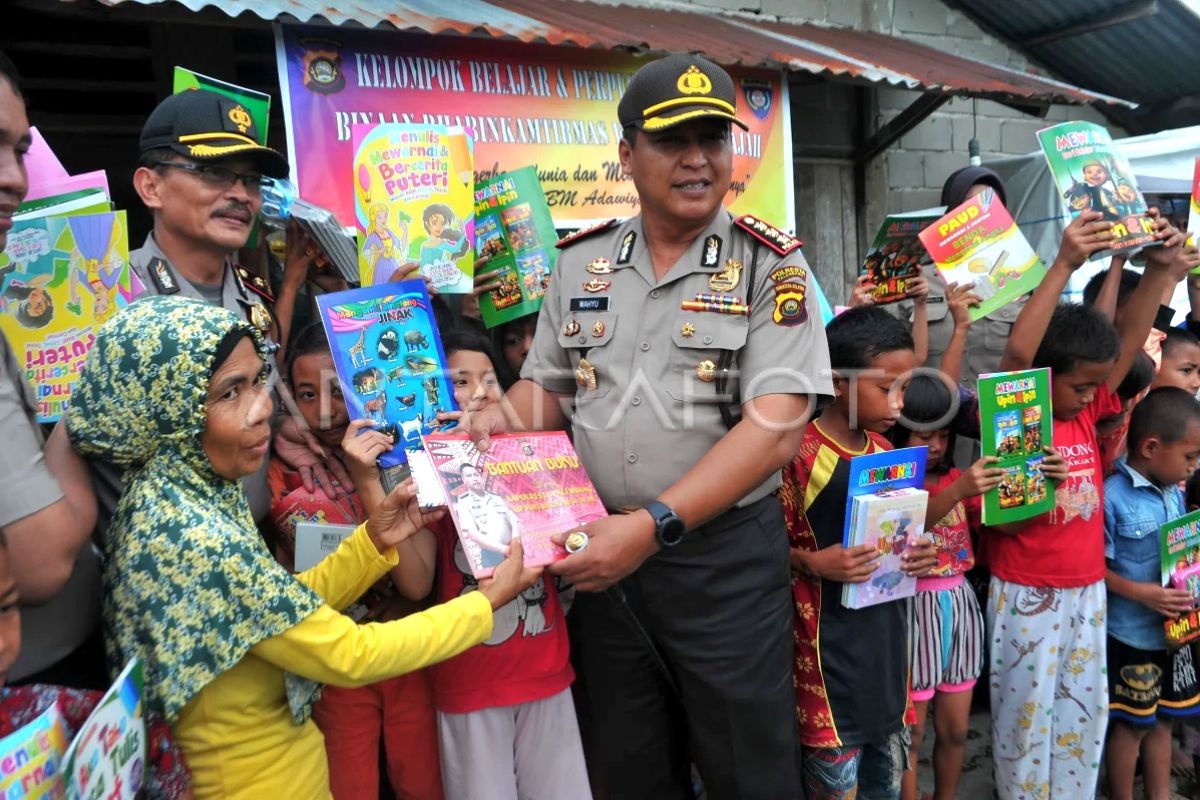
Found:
[987,125,1200,307]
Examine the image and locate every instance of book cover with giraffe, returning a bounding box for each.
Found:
[316,279,457,468]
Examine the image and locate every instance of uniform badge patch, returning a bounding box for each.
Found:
[770,264,809,326]
[147,258,179,295]
[708,258,742,292]
[701,234,721,268]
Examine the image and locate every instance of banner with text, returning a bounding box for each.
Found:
[274,24,791,230]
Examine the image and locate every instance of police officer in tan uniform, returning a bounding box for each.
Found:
[470,55,833,799]
[75,90,295,527]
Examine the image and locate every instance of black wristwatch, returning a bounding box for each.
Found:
[645,500,686,548]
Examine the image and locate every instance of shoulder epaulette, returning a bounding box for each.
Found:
[234,265,275,303]
[733,214,802,256]
[556,219,618,249]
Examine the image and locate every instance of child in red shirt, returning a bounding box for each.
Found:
[982,210,1186,800]
[370,329,588,800]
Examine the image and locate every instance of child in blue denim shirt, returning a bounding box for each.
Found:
[1104,387,1200,800]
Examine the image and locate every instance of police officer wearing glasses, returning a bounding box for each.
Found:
[469,54,834,799]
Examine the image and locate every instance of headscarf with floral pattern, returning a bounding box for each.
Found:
[66,296,322,722]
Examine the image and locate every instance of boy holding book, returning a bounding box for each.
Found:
[783,306,977,799]
[1103,387,1200,800]
[984,208,1184,799]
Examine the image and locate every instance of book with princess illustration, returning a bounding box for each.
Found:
[353,123,475,291]
[0,211,141,422]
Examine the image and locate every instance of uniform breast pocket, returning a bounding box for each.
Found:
[664,312,749,401]
[556,312,617,400]
[1114,518,1160,567]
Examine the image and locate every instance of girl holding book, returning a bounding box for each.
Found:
[344,327,590,800]
[888,283,1005,800]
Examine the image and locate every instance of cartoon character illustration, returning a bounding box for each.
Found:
[352,366,383,395]
[452,543,552,645]
[1064,161,1121,221]
[362,203,409,285]
[871,570,904,592]
[0,270,54,329]
[417,203,470,262]
[376,328,401,361]
[404,330,429,351]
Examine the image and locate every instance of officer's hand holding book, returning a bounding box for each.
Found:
[477,536,544,610]
[548,512,659,593]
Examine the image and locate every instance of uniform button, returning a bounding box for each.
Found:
[626,452,638,463]
[640,342,651,351]
[703,335,713,345]
[650,290,660,299]
[578,336,587,345]
[631,396,642,406]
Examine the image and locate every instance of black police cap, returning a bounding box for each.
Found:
[618,54,748,133]
[139,89,289,179]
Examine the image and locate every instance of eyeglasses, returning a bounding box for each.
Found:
[154,161,265,192]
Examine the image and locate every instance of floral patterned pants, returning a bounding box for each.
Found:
[986,578,1107,800]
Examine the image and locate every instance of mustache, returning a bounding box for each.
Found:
[212,203,253,218]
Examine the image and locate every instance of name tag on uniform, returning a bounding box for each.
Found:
[570,297,610,312]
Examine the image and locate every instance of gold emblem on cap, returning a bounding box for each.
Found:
[563,320,581,337]
[709,258,742,292]
[575,358,598,391]
[249,303,272,333]
[586,257,613,275]
[680,322,696,338]
[677,65,713,96]
[228,104,253,134]
[696,359,717,383]
[591,320,606,338]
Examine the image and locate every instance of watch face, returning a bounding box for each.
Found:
[659,515,686,546]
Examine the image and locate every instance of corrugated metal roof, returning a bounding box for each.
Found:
[954,0,1200,107]
[73,0,1134,106]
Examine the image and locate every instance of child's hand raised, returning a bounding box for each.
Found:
[365,477,446,553]
[946,282,982,329]
[341,419,394,479]
[1040,446,1070,484]
[906,275,929,306]
[796,543,880,583]
[1136,583,1195,619]
[957,456,1004,498]
[1054,210,1113,270]
[849,274,876,308]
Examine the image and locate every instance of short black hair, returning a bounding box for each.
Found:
[138,147,179,170]
[1032,303,1119,376]
[1082,268,1139,309]
[1128,386,1200,450]
[826,306,914,371]
[1162,326,1200,360]
[1117,351,1155,402]
[442,327,501,370]
[885,373,957,459]
[284,322,330,386]
[0,50,22,98]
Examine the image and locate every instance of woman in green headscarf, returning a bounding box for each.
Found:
[66,296,537,798]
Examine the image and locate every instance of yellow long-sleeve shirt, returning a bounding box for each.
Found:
[172,524,493,799]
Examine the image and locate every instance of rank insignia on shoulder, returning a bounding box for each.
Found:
[235,266,275,303]
[249,303,274,334]
[617,230,636,264]
[147,258,179,295]
[733,214,802,256]
[701,234,721,268]
[556,219,617,250]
